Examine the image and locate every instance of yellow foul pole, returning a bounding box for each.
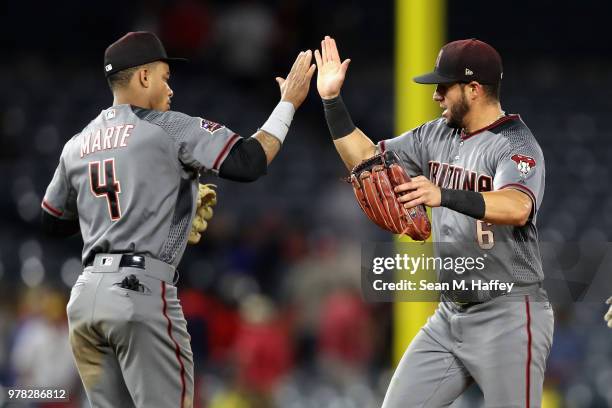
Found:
[393,0,446,365]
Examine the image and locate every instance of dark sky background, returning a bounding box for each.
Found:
[2,1,610,66]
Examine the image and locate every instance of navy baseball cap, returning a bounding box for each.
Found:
[104,31,187,77]
[413,39,503,85]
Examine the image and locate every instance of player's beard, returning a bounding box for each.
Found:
[446,91,470,129]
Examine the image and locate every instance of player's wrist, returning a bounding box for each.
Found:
[279,98,297,110]
[322,94,356,140]
[259,101,296,144]
[321,92,340,100]
[440,188,486,220]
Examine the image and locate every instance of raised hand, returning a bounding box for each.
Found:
[276,50,316,109]
[314,35,351,99]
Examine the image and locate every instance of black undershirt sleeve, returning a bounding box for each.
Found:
[218,137,267,182]
[41,210,80,237]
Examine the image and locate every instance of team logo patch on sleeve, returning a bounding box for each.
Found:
[200,118,224,134]
[511,154,536,177]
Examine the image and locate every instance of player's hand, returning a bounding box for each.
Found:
[276,50,316,109]
[395,176,441,208]
[605,296,612,328]
[314,35,351,99]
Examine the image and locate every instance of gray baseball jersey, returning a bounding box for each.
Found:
[379,115,553,407]
[380,115,545,296]
[43,104,242,408]
[42,104,239,267]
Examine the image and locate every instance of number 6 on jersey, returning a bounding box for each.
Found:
[89,159,122,221]
[476,220,494,249]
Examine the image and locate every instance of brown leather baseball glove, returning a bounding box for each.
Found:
[349,151,431,240]
[188,184,217,245]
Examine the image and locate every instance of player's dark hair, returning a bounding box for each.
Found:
[481,82,501,101]
[107,64,150,91]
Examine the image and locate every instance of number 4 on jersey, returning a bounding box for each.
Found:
[89,159,122,221]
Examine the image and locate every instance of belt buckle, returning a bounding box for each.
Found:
[121,255,146,269]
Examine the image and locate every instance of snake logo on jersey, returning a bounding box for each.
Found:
[511,154,536,177]
[200,118,224,134]
[428,161,493,192]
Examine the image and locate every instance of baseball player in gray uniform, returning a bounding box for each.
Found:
[315,36,554,407]
[41,32,315,408]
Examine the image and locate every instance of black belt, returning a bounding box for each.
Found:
[455,301,483,309]
[85,254,145,269]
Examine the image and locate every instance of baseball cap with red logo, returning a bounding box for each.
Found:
[103,31,187,77]
[413,39,503,85]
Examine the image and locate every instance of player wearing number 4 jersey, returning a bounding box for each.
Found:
[41,32,315,408]
[316,36,553,407]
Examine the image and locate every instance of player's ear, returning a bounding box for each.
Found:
[467,81,480,100]
[137,66,151,89]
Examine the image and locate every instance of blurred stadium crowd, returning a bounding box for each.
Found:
[1,1,612,407]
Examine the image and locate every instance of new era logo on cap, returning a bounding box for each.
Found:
[105,64,113,72]
[465,68,473,76]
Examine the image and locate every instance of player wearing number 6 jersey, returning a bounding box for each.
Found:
[316,36,553,407]
[40,32,315,408]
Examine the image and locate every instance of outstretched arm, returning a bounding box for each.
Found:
[315,36,377,170]
[329,128,377,171]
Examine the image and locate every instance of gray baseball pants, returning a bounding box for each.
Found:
[66,254,194,408]
[382,287,554,408]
